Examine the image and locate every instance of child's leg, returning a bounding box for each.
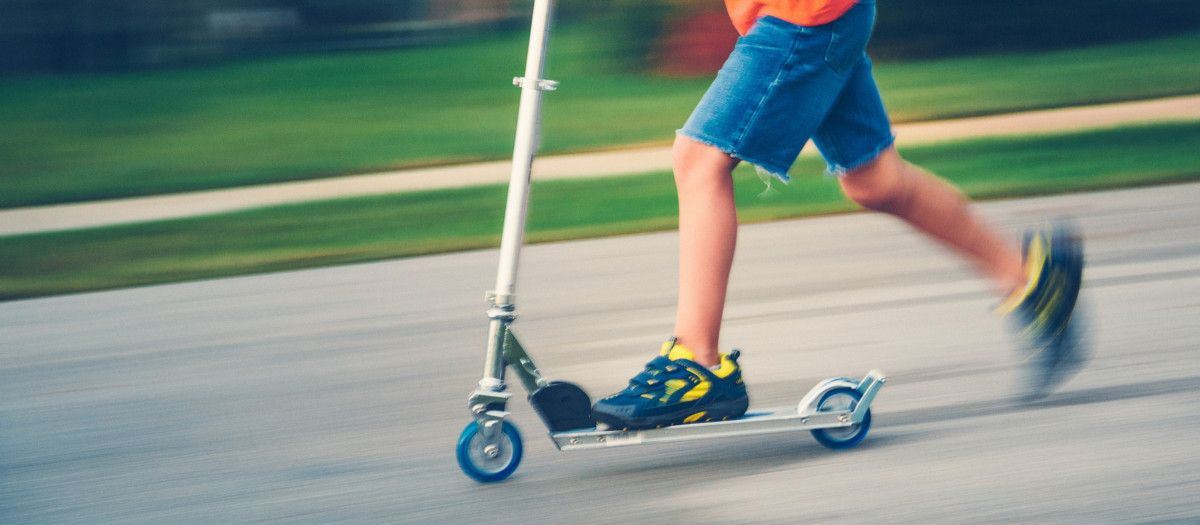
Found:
[840,147,1089,400]
[838,147,1026,295]
[590,138,750,430]
[592,10,877,430]
[672,136,741,368]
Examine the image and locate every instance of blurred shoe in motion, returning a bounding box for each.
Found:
[997,220,1089,401]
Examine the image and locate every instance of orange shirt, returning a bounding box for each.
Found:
[725,0,860,35]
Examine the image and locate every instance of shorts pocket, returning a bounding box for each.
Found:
[824,4,875,74]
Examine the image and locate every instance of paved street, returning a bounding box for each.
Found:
[3,182,1199,522]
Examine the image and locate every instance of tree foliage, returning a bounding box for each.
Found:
[2,0,1197,74]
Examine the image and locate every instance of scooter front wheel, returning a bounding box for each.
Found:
[456,420,523,482]
[810,386,871,450]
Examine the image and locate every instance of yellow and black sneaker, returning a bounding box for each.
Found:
[996,220,1088,401]
[591,338,749,430]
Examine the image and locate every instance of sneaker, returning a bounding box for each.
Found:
[996,220,1088,401]
[591,338,749,430]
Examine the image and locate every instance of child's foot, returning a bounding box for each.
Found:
[997,220,1088,401]
[591,338,749,430]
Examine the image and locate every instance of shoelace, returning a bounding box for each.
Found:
[625,356,692,395]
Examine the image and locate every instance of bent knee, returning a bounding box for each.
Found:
[838,149,910,213]
[841,175,903,212]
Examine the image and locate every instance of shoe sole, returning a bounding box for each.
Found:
[593,395,749,431]
[1023,306,1091,402]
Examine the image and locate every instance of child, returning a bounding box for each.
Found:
[591,0,1086,430]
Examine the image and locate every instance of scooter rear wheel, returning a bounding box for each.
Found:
[810,387,871,450]
[456,420,523,482]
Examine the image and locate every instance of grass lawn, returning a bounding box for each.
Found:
[2,122,1198,301]
[1,28,1198,208]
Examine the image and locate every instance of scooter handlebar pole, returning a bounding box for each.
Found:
[493,0,555,304]
[481,0,556,390]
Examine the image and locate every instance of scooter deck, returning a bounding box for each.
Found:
[552,406,853,451]
[550,369,885,451]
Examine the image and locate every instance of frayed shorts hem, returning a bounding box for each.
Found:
[825,135,896,177]
[675,130,795,183]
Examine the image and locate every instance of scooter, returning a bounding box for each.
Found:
[455,0,886,483]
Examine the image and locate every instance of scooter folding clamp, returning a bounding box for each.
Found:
[512,77,559,91]
[468,389,512,421]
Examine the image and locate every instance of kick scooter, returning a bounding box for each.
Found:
[456,0,886,483]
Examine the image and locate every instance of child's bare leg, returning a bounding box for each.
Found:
[839,147,1025,295]
[672,136,740,367]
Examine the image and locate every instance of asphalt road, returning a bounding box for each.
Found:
[3,182,1199,523]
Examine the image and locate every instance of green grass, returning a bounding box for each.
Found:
[1,28,1198,208]
[2,122,1198,301]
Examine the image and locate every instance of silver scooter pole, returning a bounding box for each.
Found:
[478,0,557,399]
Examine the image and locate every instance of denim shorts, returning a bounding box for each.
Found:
[678,0,895,179]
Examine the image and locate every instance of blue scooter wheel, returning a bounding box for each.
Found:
[810,386,871,450]
[456,420,523,483]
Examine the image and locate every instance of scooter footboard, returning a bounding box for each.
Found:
[550,370,886,451]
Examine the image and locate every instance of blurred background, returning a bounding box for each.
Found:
[2,4,1200,520]
[3,0,1199,75]
[1,0,1199,299]
[0,0,515,74]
